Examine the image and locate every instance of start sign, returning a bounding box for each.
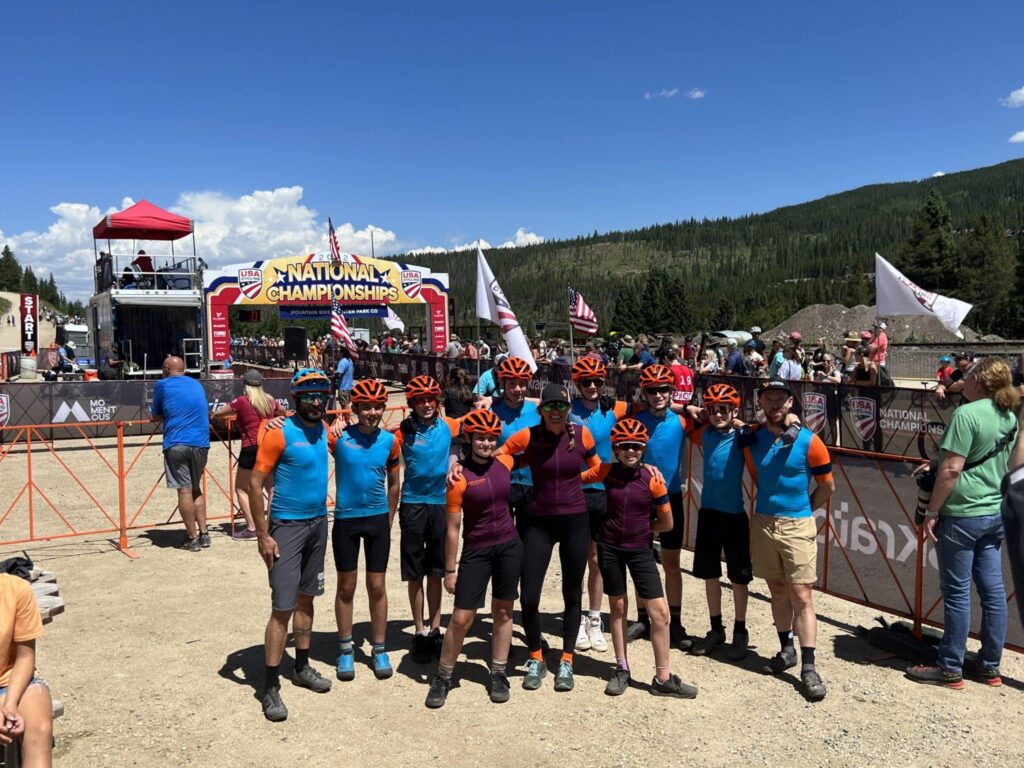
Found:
[19,294,38,356]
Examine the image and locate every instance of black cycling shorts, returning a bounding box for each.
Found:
[658,492,687,550]
[268,517,327,612]
[332,514,391,573]
[237,445,258,471]
[454,538,524,610]
[399,502,446,581]
[584,488,607,541]
[509,483,533,540]
[597,542,664,600]
[692,507,753,584]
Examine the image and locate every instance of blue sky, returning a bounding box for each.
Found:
[2,0,1022,297]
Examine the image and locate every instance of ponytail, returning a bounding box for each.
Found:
[994,385,1021,412]
[565,420,576,452]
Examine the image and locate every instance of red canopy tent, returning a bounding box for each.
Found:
[92,200,193,241]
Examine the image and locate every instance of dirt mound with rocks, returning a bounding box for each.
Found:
[765,304,982,344]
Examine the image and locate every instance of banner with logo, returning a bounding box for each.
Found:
[19,294,39,356]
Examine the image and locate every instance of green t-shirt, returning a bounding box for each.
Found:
[617,346,633,364]
[938,398,1016,518]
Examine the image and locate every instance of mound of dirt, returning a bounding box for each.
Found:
[765,304,981,344]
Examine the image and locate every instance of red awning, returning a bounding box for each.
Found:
[92,200,193,241]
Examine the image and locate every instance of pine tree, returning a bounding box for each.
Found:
[0,245,22,292]
[898,190,960,295]
[21,266,38,296]
[958,214,1015,334]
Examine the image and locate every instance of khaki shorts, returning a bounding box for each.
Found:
[751,514,819,584]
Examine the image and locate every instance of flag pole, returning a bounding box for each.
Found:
[476,315,481,382]
[569,319,576,364]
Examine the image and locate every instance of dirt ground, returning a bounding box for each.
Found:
[2,400,1023,767]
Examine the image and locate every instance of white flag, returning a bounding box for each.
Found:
[383,307,405,332]
[875,253,972,339]
[475,248,537,370]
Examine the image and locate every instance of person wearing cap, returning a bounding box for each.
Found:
[622,340,655,371]
[743,340,765,377]
[497,383,601,692]
[869,322,888,368]
[445,334,462,360]
[936,353,972,399]
[52,339,77,377]
[748,326,765,355]
[723,338,745,376]
[840,332,860,376]
[768,339,786,379]
[211,370,287,539]
[937,355,955,386]
[616,335,636,367]
[787,332,805,365]
[741,379,834,702]
[474,353,507,399]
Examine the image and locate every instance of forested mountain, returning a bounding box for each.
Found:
[401,159,1024,337]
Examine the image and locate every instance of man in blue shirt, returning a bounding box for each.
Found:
[335,346,355,409]
[150,356,211,551]
[724,339,745,376]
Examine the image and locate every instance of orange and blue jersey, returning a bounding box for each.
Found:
[570,399,632,490]
[691,425,747,515]
[394,416,460,505]
[634,410,696,494]
[254,417,329,521]
[743,426,833,518]
[329,425,401,519]
[491,399,540,487]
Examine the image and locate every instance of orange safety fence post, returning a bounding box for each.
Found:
[116,422,138,559]
[26,427,34,541]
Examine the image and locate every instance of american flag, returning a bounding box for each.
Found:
[568,285,598,335]
[328,216,341,263]
[331,298,355,349]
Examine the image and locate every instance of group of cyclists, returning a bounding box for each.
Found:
[249,353,835,721]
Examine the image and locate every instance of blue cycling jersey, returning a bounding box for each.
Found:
[491,399,540,486]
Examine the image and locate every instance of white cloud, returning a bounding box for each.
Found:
[644,87,679,100]
[1010,131,1024,143]
[1,187,398,300]
[407,229,544,255]
[499,228,545,248]
[687,87,706,99]
[1000,85,1024,108]
[931,171,946,177]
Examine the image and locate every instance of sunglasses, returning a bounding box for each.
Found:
[295,392,327,403]
[411,396,438,406]
[707,405,733,415]
[616,443,646,452]
[645,386,672,395]
[541,402,569,412]
[580,378,604,388]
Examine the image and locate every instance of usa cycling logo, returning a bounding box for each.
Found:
[850,396,877,441]
[238,268,263,300]
[801,392,827,434]
[401,270,422,299]
[0,394,9,428]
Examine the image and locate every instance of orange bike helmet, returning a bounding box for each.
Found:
[351,378,388,404]
[461,409,503,438]
[571,357,607,382]
[702,382,740,408]
[405,375,441,401]
[610,418,650,445]
[638,364,674,389]
[496,356,532,381]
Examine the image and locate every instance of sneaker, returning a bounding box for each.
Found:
[180,536,201,552]
[651,674,698,699]
[411,633,431,664]
[671,623,694,652]
[489,671,511,703]
[801,668,827,701]
[963,658,1002,687]
[425,675,451,708]
[692,628,726,657]
[232,528,258,540]
[588,616,608,653]
[605,668,631,696]
[762,647,798,676]
[554,660,575,692]
[522,658,547,690]
[372,650,394,680]
[626,621,650,643]
[261,686,288,722]
[198,532,211,549]
[726,631,750,661]
[575,617,592,651]
[292,664,332,693]
[906,664,965,689]
[336,652,355,681]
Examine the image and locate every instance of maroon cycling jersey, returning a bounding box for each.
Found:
[590,463,671,550]
[497,425,599,517]
[446,455,518,550]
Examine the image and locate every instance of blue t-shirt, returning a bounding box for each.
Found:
[725,350,745,376]
[492,399,540,486]
[634,410,691,493]
[332,425,400,518]
[571,400,630,490]
[768,350,785,378]
[335,358,354,390]
[397,417,459,505]
[151,376,210,450]
[473,368,500,397]
[266,417,329,521]
[696,426,746,514]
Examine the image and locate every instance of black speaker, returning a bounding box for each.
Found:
[283,326,307,360]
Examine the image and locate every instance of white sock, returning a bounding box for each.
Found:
[589,610,601,621]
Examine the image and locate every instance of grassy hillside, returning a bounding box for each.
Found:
[399,159,1024,335]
